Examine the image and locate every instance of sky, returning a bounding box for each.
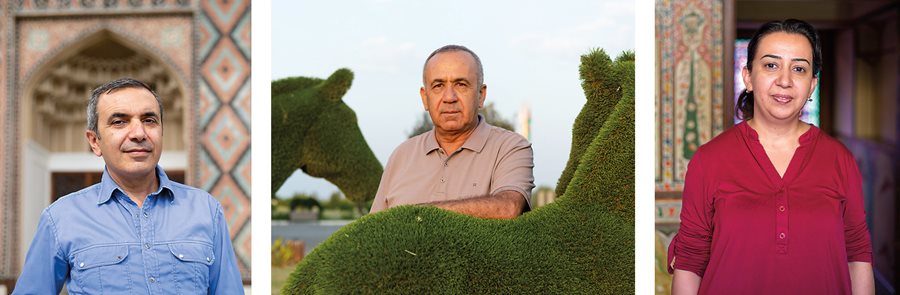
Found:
[272,0,635,199]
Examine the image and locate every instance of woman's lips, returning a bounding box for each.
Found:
[772,94,793,104]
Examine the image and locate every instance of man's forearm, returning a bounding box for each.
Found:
[428,190,526,219]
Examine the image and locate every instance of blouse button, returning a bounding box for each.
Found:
[779,232,786,239]
[778,206,785,212]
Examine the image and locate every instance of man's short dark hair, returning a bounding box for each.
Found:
[87,78,163,137]
[423,44,484,86]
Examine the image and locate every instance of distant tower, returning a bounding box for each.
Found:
[517,103,532,141]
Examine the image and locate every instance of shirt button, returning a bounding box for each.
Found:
[441,178,445,183]
[206,257,212,262]
[143,212,149,218]
[778,206,785,212]
[178,254,184,259]
[779,232,786,239]
[444,162,448,167]
[149,277,156,283]
[116,255,123,260]
[79,262,85,268]
[144,243,151,249]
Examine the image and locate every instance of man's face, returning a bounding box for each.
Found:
[420,51,486,135]
[86,87,163,181]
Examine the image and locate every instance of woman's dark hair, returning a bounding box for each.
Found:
[736,19,821,120]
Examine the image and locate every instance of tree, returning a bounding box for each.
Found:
[407,102,516,138]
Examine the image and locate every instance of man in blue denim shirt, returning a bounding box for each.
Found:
[14,78,244,294]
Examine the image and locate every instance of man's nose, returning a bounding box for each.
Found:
[128,120,147,141]
[441,87,458,103]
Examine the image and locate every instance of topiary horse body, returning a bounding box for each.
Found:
[271,69,383,203]
[284,50,635,293]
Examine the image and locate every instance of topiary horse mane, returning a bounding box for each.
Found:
[283,49,635,293]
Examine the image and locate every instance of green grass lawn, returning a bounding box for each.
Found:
[272,263,300,295]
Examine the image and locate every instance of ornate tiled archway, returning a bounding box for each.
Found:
[0,0,251,285]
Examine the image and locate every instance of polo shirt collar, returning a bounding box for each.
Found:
[423,114,490,155]
[98,165,174,205]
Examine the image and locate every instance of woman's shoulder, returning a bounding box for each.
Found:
[694,123,746,158]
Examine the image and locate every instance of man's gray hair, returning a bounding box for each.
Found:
[423,44,484,86]
[87,78,163,137]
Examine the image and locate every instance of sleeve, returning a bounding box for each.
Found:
[841,152,872,263]
[13,209,68,295]
[369,151,396,213]
[667,152,714,277]
[209,202,245,294]
[490,135,535,210]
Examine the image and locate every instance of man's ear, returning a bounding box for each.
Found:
[86,130,102,157]
[420,86,428,111]
[478,84,487,108]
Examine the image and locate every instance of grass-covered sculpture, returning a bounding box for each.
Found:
[271,69,383,204]
[283,49,635,293]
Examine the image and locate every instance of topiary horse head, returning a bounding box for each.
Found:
[271,69,383,204]
[283,49,634,293]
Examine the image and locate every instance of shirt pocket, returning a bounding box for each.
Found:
[165,242,214,292]
[70,245,132,294]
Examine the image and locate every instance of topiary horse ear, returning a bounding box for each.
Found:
[319,68,354,102]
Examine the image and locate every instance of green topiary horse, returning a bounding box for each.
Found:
[283,49,635,293]
[271,69,383,204]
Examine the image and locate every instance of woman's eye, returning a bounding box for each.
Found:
[764,63,777,70]
[793,66,807,73]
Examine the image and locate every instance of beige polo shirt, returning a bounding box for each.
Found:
[370,116,535,213]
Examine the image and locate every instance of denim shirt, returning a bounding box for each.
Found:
[14,166,243,294]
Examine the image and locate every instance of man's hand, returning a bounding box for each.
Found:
[427,190,527,219]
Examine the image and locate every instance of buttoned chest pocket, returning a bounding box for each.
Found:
[165,242,214,292]
[70,245,132,294]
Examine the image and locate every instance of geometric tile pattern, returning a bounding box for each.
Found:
[202,106,250,172]
[202,39,249,104]
[199,0,251,279]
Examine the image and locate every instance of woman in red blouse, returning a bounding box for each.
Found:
[667,19,875,294]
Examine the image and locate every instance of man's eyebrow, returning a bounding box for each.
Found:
[761,54,810,65]
[141,111,160,118]
[108,112,129,120]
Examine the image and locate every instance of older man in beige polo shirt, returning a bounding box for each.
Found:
[370,45,535,219]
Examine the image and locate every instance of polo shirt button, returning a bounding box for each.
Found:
[778,206,785,212]
[779,232,786,239]
[441,178,444,183]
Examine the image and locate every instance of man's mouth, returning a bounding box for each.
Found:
[125,149,152,155]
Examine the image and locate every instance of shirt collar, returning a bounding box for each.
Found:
[738,120,819,145]
[98,165,174,205]
[423,114,490,155]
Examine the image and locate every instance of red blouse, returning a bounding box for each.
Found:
[667,121,872,294]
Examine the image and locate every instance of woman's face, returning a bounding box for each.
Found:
[742,31,818,123]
